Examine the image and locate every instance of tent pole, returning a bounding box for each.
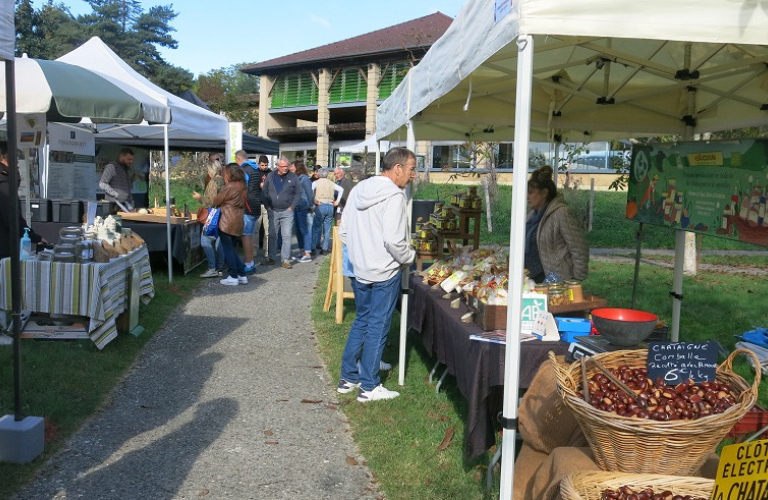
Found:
[6,59,23,421]
[671,230,684,341]
[499,33,534,500]
[164,124,172,283]
[630,223,644,309]
[398,119,416,386]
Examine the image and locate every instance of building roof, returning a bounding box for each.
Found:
[240,12,453,74]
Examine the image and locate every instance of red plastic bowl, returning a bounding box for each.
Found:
[591,308,658,346]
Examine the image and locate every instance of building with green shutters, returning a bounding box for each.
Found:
[240,13,452,168]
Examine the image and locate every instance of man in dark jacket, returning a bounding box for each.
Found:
[236,150,268,273]
[0,148,45,259]
[262,157,302,269]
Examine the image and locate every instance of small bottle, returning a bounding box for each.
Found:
[20,227,32,261]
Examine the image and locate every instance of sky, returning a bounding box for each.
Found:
[33,0,467,76]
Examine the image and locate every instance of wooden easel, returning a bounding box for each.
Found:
[323,225,354,323]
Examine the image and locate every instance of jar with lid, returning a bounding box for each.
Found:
[77,240,93,263]
[547,284,567,308]
[468,186,478,198]
[565,279,583,303]
[533,284,549,296]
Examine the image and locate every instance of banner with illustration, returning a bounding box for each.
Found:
[626,140,768,247]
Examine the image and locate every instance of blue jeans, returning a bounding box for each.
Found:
[340,272,402,391]
[294,207,311,254]
[219,231,245,278]
[200,233,225,270]
[268,209,294,262]
[312,203,334,252]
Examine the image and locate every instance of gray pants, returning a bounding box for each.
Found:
[268,208,294,262]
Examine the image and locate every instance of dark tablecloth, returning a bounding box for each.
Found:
[408,275,569,460]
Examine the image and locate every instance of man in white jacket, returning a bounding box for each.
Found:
[337,148,417,402]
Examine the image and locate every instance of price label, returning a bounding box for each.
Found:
[647,341,718,384]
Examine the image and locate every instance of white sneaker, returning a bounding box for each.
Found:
[238,275,248,284]
[357,384,400,403]
[0,334,13,345]
[379,360,393,371]
[220,276,239,286]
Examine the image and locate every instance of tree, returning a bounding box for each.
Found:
[195,65,260,133]
[14,0,193,93]
[15,0,83,59]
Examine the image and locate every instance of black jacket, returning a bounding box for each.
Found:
[0,166,42,259]
[241,161,269,215]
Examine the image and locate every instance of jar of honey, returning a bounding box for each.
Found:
[565,280,583,303]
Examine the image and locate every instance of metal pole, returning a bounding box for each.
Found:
[499,34,534,500]
[164,124,172,283]
[6,59,23,420]
[630,223,644,309]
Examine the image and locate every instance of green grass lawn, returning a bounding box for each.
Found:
[414,182,766,251]
[312,258,767,500]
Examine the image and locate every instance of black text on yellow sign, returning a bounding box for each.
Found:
[712,439,768,499]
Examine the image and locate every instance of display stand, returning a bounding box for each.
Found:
[415,204,481,270]
[323,226,354,324]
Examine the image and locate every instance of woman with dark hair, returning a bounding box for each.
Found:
[525,165,589,283]
[212,163,247,285]
[292,160,314,262]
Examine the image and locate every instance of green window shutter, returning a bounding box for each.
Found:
[329,68,367,104]
[378,62,410,100]
[271,73,318,109]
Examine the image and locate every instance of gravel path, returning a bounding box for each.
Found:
[591,248,768,276]
[12,256,380,500]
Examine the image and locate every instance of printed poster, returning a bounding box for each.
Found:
[47,123,96,201]
[626,139,768,247]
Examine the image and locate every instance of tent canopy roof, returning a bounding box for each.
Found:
[57,37,228,145]
[377,0,768,142]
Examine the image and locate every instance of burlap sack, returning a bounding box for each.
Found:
[518,355,586,454]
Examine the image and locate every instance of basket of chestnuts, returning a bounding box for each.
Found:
[560,471,714,500]
[549,349,760,475]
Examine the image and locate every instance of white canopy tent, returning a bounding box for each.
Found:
[57,37,230,282]
[57,37,228,148]
[376,0,768,497]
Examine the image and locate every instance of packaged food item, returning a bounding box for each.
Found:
[548,284,567,307]
[565,279,583,302]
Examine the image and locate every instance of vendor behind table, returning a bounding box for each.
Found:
[524,165,589,283]
[99,147,136,212]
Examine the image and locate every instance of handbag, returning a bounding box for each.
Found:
[196,206,208,225]
[203,207,221,237]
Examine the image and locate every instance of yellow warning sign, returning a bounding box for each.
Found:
[711,440,768,499]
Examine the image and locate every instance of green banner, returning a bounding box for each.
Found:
[627,140,768,247]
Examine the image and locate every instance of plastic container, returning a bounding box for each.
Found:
[20,228,32,261]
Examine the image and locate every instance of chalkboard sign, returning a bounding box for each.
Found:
[647,341,718,384]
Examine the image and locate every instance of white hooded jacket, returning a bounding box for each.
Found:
[339,175,415,284]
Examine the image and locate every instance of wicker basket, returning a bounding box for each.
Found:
[560,471,714,500]
[549,348,760,475]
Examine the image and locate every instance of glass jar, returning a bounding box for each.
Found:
[533,284,549,296]
[547,284,567,308]
[471,198,481,210]
[468,186,478,198]
[565,280,583,303]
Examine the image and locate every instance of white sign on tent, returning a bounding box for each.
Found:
[47,123,96,201]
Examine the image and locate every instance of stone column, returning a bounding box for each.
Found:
[316,68,331,166]
[366,63,380,138]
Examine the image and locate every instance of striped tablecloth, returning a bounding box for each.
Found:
[0,245,155,349]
